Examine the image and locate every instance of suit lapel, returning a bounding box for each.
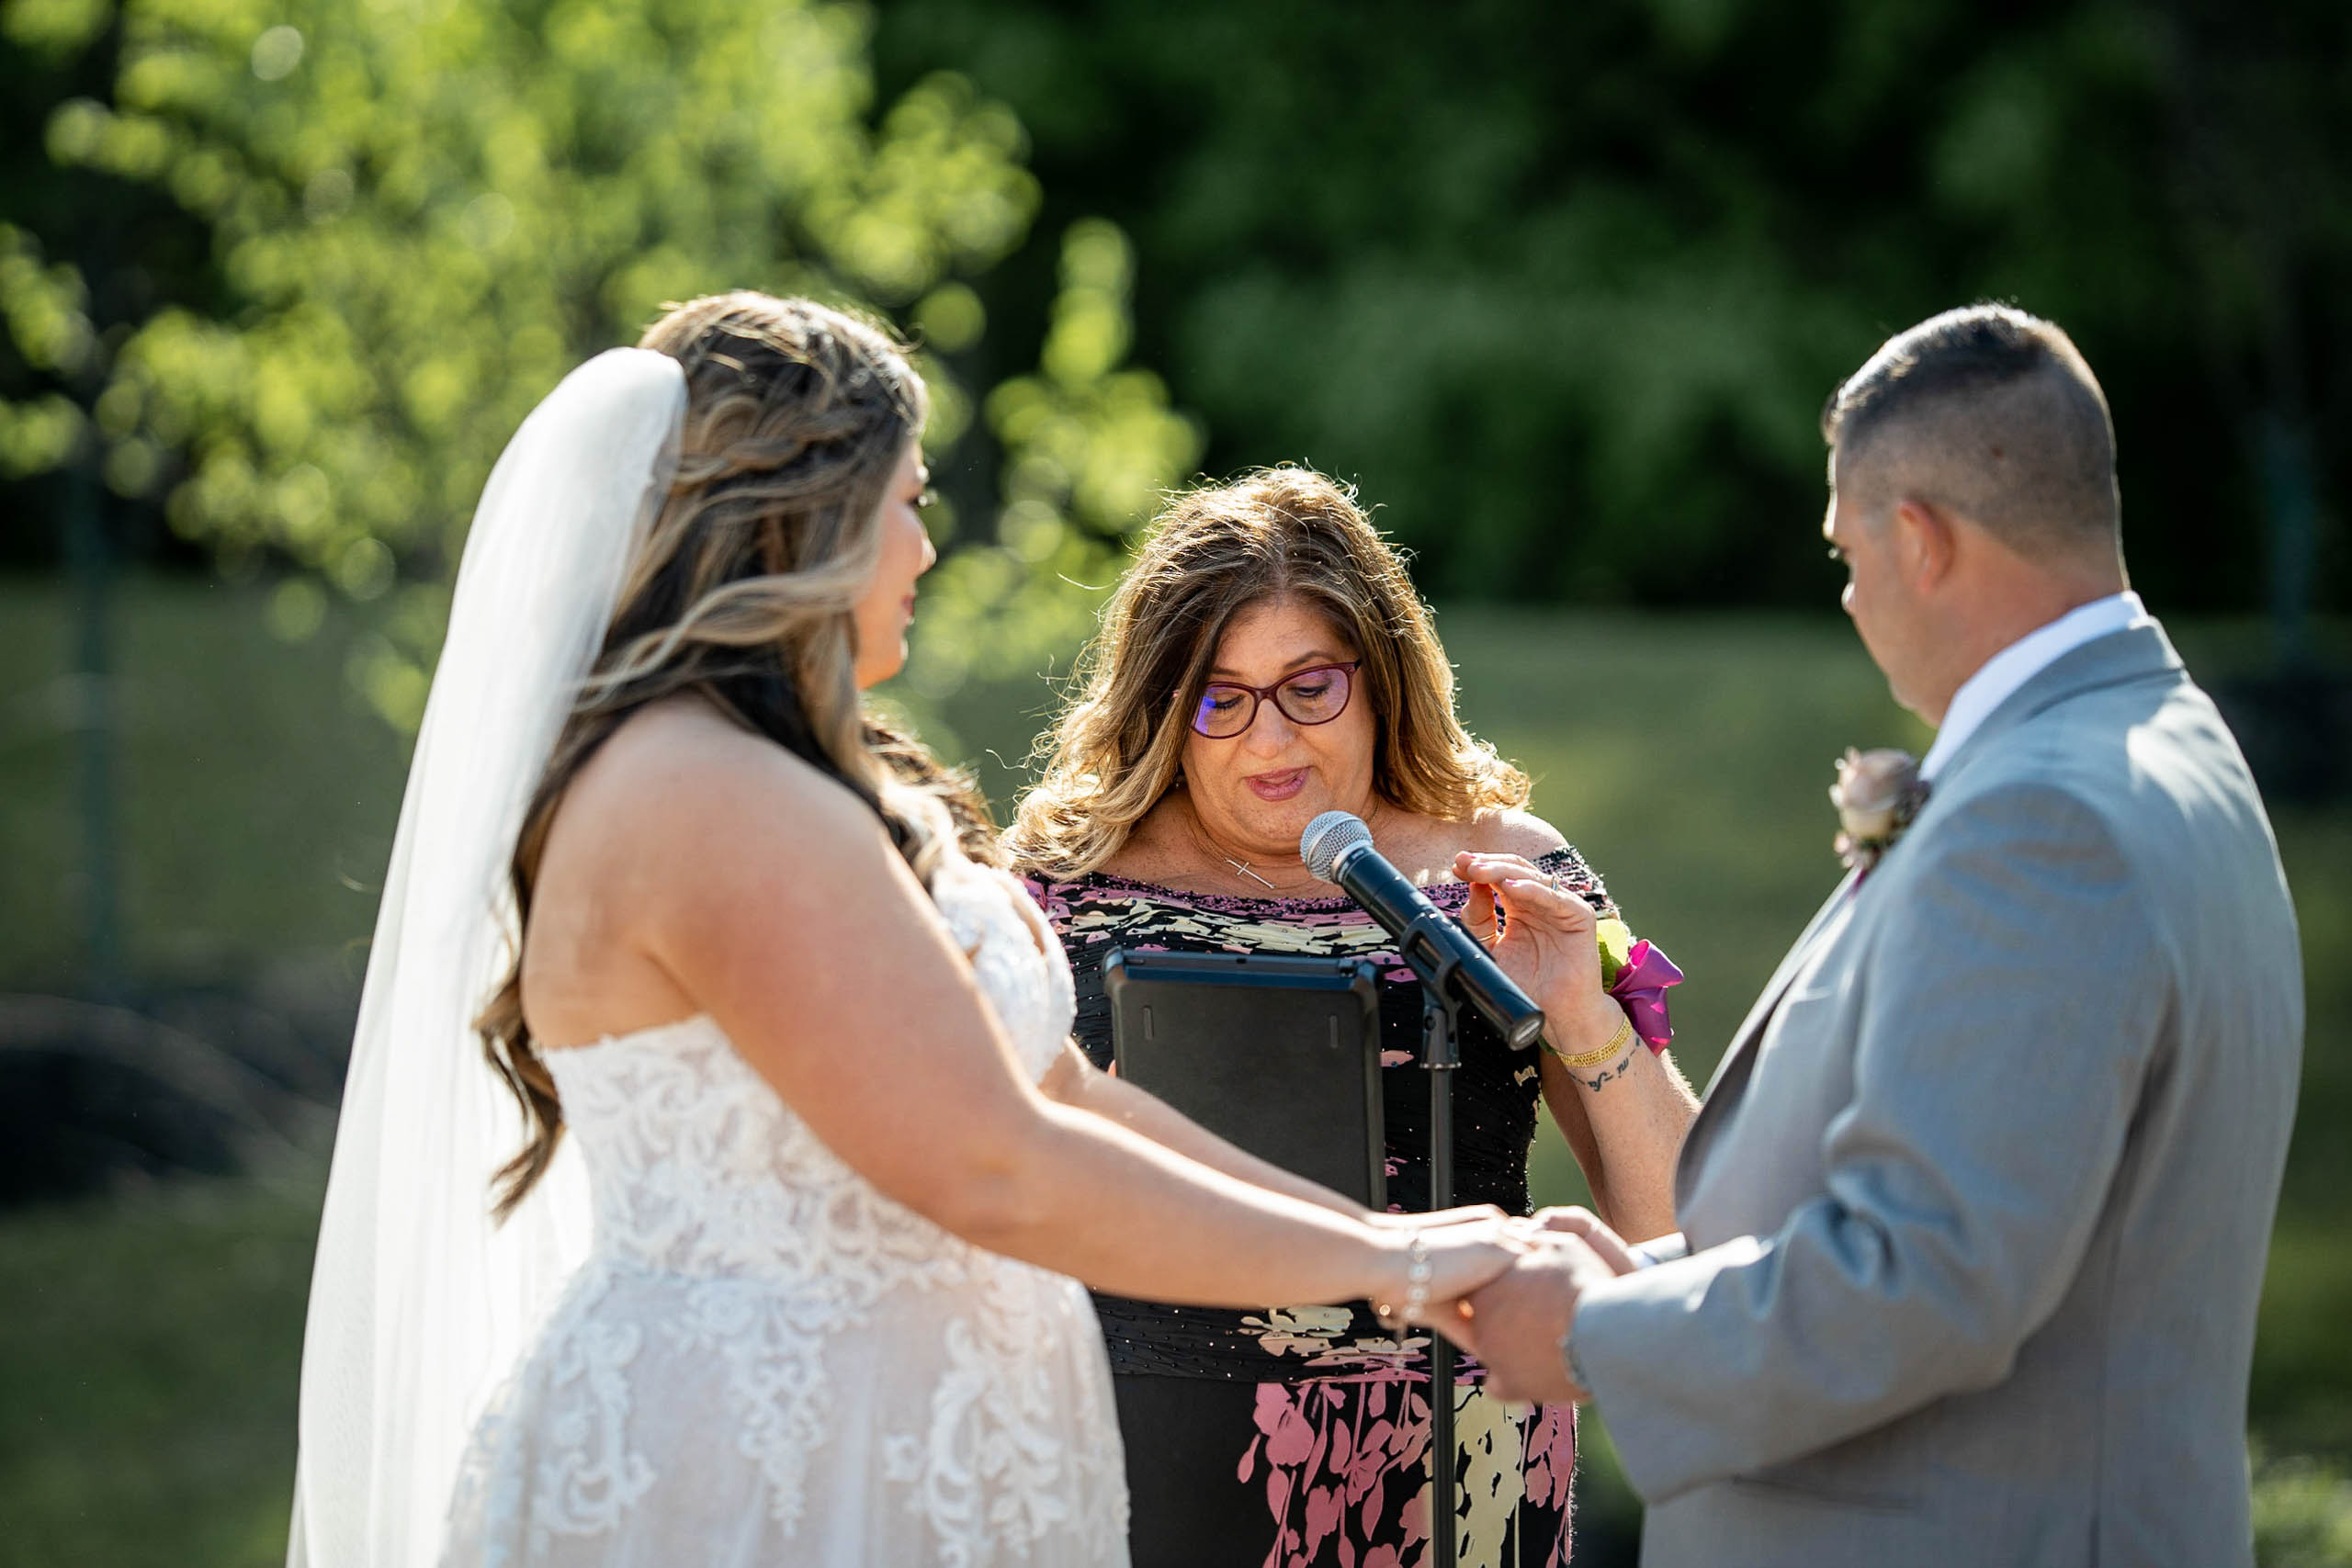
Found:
[1701,871,1857,1100]
[1674,874,1857,1209]
[1668,620,2189,1217]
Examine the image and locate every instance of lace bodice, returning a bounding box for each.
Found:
[548,859,1075,1287]
[441,856,1125,1568]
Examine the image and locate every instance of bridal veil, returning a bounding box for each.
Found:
[287,349,687,1568]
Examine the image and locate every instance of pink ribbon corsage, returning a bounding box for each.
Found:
[1604,934,1683,1051]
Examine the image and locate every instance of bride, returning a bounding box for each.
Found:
[287,292,1530,1568]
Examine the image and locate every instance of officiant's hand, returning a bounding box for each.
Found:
[1447,1230,1628,1405]
[1453,852,1624,1053]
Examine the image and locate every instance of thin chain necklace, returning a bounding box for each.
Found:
[1223,855,1281,890]
[1195,802,1378,895]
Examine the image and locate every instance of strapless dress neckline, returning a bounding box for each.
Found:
[438,859,1126,1567]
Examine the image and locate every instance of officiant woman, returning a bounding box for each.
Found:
[1009,468,1700,1568]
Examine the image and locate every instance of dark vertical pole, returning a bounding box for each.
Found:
[2256,412,2317,672]
[64,445,121,1001]
[58,173,124,1003]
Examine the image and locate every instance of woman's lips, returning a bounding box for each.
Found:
[1246,768,1308,802]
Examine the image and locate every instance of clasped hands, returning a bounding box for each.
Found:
[1381,1204,1642,1406]
[1358,852,1646,1404]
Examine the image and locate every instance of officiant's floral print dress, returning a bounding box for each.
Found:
[1026,845,1600,1568]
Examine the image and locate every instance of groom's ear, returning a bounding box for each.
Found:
[1891,496,1959,592]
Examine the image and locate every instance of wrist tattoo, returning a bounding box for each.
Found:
[1573,1055,1638,1092]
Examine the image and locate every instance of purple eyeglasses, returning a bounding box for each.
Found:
[1189,661,1362,739]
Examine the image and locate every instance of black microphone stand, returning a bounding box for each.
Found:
[1394,911,1471,1568]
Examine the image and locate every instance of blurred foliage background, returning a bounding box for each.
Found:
[1,0,2347,1562]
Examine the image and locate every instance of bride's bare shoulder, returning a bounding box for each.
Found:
[561,696,881,864]
[526,700,894,1045]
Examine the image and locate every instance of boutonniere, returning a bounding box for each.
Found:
[1829,748,1929,875]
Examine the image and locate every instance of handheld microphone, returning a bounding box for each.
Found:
[1300,810,1547,1051]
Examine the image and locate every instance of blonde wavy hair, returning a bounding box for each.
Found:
[479,290,994,1217]
[1008,467,1529,878]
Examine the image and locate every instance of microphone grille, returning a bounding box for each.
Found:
[1300,810,1372,883]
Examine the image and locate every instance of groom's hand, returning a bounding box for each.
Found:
[1529,1205,1643,1275]
[1462,1233,1623,1405]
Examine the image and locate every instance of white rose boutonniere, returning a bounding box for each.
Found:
[1830,748,1929,874]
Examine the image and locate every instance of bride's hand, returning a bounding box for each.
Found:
[1453,851,1623,1051]
[1370,1218,1524,1334]
[1365,1203,1508,1230]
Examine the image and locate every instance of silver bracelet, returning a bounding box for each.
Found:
[1403,1232,1432,1324]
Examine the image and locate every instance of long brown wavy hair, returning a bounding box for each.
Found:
[1007,467,1529,878]
[478,291,994,1218]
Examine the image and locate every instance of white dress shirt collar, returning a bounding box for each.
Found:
[1918,592,2149,781]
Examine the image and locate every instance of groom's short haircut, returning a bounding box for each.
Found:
[1824,304,2121,555]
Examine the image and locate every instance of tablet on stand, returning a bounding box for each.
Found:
[1102,949,1385,1209]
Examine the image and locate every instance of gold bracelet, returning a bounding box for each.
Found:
[1545,1010,1635,1070]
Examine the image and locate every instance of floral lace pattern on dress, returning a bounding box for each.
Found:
[439,857,1125,1568]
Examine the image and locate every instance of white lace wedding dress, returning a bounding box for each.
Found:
[437,858,1131,1567]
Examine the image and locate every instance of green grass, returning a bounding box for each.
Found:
[0,576,406,990]
[0,1161,323,1568]
[1,577,2346,1561]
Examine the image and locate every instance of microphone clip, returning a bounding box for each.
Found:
[1396,911,1473,1068]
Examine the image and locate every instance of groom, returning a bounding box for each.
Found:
[1466,305,2302,1565]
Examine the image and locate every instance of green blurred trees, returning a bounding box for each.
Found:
[876,0,2350,618]
[3,0,2345,718]
[2254,1443,2352,1567]
[0,0,1198,726]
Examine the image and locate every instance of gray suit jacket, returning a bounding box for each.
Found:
[1573,621,2302,1567]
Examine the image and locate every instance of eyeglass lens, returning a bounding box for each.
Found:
[1190,664,1354,739]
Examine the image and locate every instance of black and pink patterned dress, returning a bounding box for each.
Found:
[1023,846,1608,1568]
